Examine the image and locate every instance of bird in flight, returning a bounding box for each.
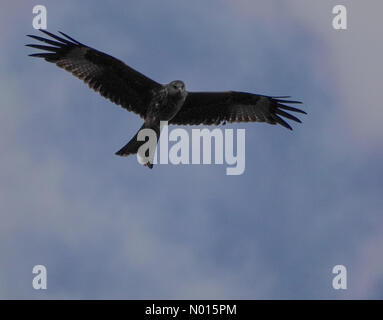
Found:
[27,30,306,168]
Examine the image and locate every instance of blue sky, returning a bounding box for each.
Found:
[0,0,382,299]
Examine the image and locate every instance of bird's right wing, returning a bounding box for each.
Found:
[26,30,162,119]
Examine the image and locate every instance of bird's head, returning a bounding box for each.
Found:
[167,80,186,96]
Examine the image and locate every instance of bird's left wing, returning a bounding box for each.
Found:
[26,30,162,118]
[170,91,306,130]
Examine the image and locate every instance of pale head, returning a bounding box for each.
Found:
[167,80,186,95]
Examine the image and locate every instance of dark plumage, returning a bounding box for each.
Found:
[26,30,306,168]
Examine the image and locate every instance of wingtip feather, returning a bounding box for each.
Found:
[58,31,83,45]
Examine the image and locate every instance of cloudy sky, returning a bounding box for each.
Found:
[0,0,382,299]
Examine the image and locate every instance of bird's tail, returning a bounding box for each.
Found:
[115,123,160,169]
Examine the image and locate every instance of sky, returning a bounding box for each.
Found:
[0,0,382,299]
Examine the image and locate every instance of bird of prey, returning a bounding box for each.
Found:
[26,30,306,168]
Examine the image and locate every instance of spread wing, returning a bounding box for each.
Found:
[170,91,306,130]
[26,30,162,118]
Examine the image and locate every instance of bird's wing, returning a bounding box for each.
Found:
[170,91,306,130]
[26,30,162,118]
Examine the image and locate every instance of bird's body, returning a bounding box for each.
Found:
[27,30,306,169]
[116,80,188,167]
